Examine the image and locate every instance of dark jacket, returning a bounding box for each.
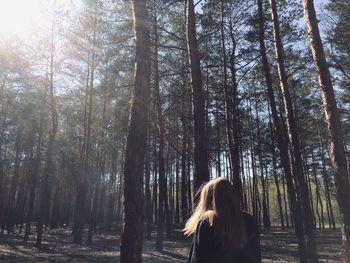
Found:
[188,212,261,263]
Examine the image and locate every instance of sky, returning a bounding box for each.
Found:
[0,0,79,41]
[0,0,330,42]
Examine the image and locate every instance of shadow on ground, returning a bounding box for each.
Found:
[0,227,343,262]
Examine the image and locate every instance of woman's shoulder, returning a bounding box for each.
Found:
[196,217,215,240]
[197,217,213,232]
[192,217,217,254]
[197,211,215,230]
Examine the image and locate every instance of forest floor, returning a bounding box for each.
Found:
[0,226,343,262]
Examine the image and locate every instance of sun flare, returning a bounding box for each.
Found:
[0,0,51,40]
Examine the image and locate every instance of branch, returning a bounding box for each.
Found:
[330,63,350,81]
[157,25,185,41]
[156,44,187,51]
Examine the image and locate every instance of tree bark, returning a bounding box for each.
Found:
[257,0,308,260]
[186,0,209,190]
[220,0,242,199]
[255,101,271,229]
[180,116,189,223]
[36,22,58,246]
[311,152,325,228]
[23,83,47,243]
[144,135,152,240]
[153,13,166,251]
[268,105,285,229]
[302,0,350,260]
[119,0,151,261]
[318,124,335,229]
[269,0,318,261]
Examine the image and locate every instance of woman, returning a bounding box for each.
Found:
[184,177,261,263]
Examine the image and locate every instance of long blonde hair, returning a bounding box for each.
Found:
[183,177,247,249]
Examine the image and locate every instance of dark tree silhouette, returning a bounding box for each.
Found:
[119,0,151,262]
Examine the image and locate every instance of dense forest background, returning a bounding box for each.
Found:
[0,0,349,262]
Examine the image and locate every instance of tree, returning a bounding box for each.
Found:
[302,0,350,260]
[269,0,318,261]
[36,10,59,247]
[325,0,350,88]
[152,9,167,251]
[187,0,209,190]
[219,0,242,200]
[256,0,308,260]
[119,0,151,262]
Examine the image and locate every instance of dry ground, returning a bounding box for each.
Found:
[0,226,343,262]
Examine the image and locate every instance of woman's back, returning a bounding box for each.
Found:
[188,212,261,263]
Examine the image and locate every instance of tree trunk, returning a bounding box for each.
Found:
[153,13,166,251]
[186,0,209,190]
[180,116,189,223]
[268,106,285,229]
[304,155,316,227]
[248,99,259,222]
[318,124,336,229]
[302,0,350,259]
[257,0,308,260]
[23,87,46,242]
[119,0,151,261]
[220,0,241,199]
[73,60,92,244]
[255,100,271,229]
[269,0,318,261]
[175,154,180,224]
[36,24,58,246]
[145,135,152,240]
[106,141,118,233]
